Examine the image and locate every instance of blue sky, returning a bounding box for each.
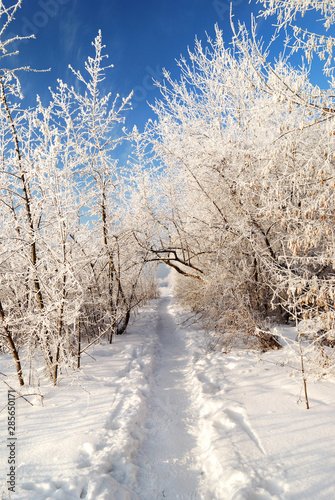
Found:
[4,0,329,133]
[5,0,267,131]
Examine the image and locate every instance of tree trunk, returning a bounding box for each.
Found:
[0,300,24,387]
[0,76,53,369]
[77,319,81,369]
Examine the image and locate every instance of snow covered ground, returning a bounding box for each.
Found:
[1,275,335,499]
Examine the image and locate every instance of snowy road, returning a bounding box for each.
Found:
[135,290,202,499]
[2,278,335,499]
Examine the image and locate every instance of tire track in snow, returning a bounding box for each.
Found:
[134,290,203,500]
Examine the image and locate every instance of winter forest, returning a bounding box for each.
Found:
[1,0,335,386]
[1,0,335,497]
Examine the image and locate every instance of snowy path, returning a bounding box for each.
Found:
[135,290,202,499]
[2,276,335,499]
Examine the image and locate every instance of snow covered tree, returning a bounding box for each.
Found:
[258,0,335,73]
[0,4,157,386]
[234,5,335,343]
[138,19,335,353]
[0,0,50,385]
[134,26,290,348]
[49,31,154,344]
